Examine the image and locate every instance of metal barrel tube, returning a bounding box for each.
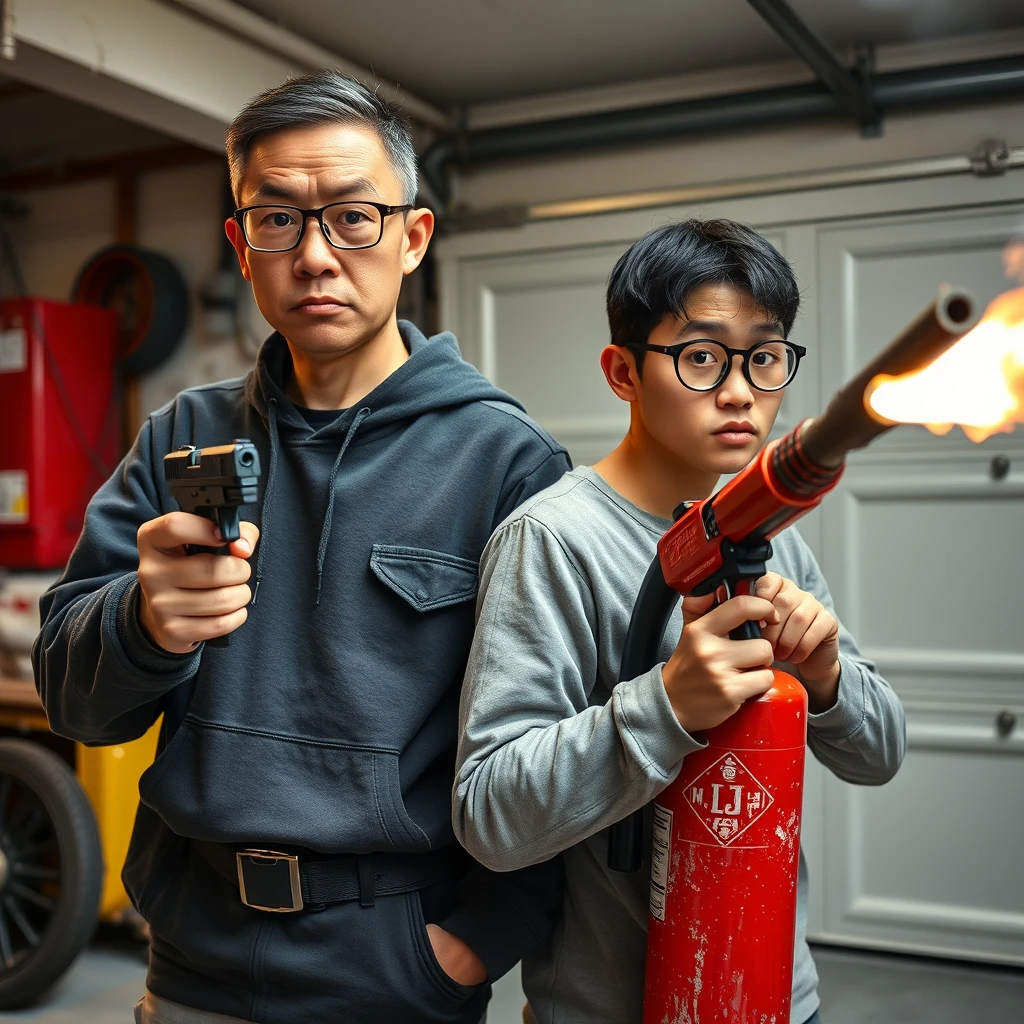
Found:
[800,285,979,468]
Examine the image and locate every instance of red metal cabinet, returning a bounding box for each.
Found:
[0,298,118,569]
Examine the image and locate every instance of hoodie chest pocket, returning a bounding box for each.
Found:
[370,544,478,612]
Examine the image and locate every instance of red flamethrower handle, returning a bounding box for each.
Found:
[719,577,762,642]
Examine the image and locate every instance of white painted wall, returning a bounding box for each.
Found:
[4,162,253,420]
[135,163,255,414]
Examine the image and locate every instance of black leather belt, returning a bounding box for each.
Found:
[193,840,455,913]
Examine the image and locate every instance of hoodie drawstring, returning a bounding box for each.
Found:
[316,407,371,605]
[251,398,280,606]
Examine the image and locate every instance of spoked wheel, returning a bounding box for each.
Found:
[0,739,103,1008]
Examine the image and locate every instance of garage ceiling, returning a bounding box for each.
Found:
[233,0,1024,104]
[0,77,171,176]
[1,0,1022,179]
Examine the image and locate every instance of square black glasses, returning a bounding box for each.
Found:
[233,201,414,253]
[627,339,807,392]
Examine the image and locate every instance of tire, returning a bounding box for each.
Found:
[0,739,103,1009]
[71,244,190,375]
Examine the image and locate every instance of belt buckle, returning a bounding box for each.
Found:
[236,849,304,912]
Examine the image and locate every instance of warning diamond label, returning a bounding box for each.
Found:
[683,751,773,846]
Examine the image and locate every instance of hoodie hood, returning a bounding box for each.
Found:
[243,321,526,604]
[245,320,522,438]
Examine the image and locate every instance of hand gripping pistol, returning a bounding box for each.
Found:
[163,439,261,646]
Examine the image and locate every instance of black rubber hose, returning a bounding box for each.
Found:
[607,556,680,873]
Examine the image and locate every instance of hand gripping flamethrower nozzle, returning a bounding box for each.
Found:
[608,284,980,874]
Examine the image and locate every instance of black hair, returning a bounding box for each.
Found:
[607,219,800,372]
[226,69,418,205]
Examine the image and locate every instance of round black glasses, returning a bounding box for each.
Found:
[628,339,806,392]
[233,201,413,253]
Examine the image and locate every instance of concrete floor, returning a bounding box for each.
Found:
[4,929,1024,1023]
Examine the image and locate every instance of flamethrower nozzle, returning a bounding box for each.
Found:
[800,285,979,470]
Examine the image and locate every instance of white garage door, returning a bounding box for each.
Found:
[438,169,1024,965]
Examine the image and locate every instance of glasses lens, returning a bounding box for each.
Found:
[243,207,301,251]
[322,203,383,249]
[676,341,728,390]
[748,341,797,390]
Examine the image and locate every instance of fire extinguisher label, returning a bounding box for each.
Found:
[649,803,673,922]
[684,751,774,846]
[0,328,27,373]
[0,470,29,523]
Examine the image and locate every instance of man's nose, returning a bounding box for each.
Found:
[293,216,341,276]
[716,356,754,407]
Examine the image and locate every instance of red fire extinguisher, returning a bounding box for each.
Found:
[644,668,807,1023]
[607,512,820,1024]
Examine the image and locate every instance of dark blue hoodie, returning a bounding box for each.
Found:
[34,322,570,1024]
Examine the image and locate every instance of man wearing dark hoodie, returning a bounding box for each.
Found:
[33,71,569,1024]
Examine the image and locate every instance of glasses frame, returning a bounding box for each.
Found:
[233,201,414,253]
[627,338,807,393]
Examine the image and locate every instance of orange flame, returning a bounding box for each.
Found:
[867,253,1024,443]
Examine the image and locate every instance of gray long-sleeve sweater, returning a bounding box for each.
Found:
[454,466,906,1024]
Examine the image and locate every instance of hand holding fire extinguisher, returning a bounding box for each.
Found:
[662,575,841,733]
[754,571,842,710]
[662,592,779,732]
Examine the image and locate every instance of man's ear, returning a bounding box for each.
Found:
[401,207,435,275]
[600,345,641,403]
[225,218,252,282]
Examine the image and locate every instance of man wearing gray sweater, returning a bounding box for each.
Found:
[453,219,906,1024]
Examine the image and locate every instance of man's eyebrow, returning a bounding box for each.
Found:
[249,177,382,202]
[674,318,784,337]
[675,319,729,337]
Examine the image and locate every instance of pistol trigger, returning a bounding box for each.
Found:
[218,507,241,544]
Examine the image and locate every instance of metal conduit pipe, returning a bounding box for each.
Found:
[517,143,1022,225]
[421,56,1024,205]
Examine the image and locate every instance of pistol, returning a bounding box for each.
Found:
[163,439,261,552]
[163,439,261,649]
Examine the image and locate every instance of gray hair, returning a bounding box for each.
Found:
[226,69,418,205]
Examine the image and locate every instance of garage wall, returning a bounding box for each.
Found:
[2,161,254,423]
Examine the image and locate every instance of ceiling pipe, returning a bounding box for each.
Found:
[745,0,880,134]
[164,0,450,131]
[421,55,1024,207]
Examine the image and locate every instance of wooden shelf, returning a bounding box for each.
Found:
[0,676,48,730]
[0,676,42,708]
